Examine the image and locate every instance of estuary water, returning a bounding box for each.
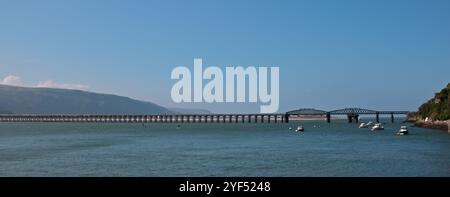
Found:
[0,120,449,176]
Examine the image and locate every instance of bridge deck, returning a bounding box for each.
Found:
[0,108,409,123]
[0,114,289,123]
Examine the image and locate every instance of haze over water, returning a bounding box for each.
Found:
[1,120,449,177]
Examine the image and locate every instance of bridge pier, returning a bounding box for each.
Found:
[376,112,379,123]
[172,115,176,123]
[391,113,394,123]
[347,114,359,123]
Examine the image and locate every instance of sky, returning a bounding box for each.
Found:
[0,0,449,113]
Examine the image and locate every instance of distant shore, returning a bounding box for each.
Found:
[407,116,449,133]
[414,121,449,132]
[288,115,344,121]
[288,115,326,121]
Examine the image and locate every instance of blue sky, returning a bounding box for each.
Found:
[0,0,449,113]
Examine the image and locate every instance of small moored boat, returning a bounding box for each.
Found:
[295,126,304,132]
[396,126,409,135]
[371,123,384,131]
[359,123,368,128]
[359,121,374,128]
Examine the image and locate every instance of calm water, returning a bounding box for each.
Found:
[1,120,449,177]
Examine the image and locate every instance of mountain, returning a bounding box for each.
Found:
[0,85,172,115]
[169,107,212,114]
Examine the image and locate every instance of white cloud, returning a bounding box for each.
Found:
[36,80,89,90]
[0,75,23,86]
[1,75,89,91]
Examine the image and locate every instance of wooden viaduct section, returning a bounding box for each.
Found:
[0,114,290,123]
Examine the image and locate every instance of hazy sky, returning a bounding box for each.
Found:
[0,0,449,113]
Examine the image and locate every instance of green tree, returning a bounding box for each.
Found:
[417,83,450,121]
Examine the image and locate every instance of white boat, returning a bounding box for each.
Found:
[295,126,304,132]
[396,126,409,135]
[371,123,384,131]
[359,123,368,128]
[359,121,374,128]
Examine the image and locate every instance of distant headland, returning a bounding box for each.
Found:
[407,83,450,132]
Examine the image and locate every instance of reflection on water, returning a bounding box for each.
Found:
[0,120,449,176]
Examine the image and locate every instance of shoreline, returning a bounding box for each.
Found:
[409,119,449,133]
[406,113,449,133]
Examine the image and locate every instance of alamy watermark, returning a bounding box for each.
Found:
[170,59,279,113]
